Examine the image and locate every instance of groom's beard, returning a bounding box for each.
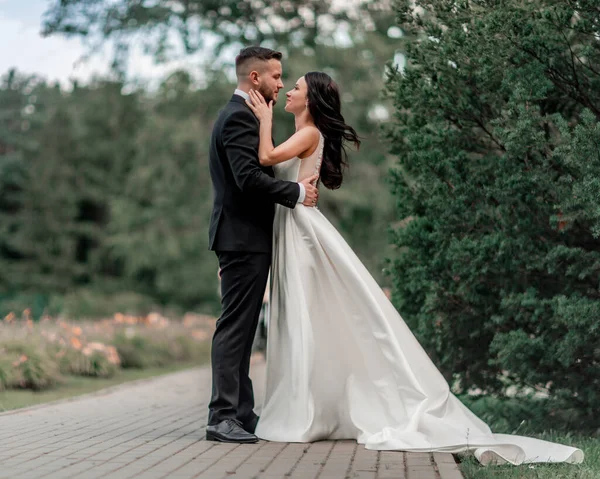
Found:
[258,86,278,105]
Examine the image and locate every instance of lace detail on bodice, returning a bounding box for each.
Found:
[313,133,325,176]
[280,131,324,184]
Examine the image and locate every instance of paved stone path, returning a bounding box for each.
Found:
[0,359,464,479]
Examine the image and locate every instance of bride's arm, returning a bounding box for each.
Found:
[258,123,319,167]
[246,90,320,167]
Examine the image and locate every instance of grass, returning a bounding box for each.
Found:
[455,393,599,478]
[0,361,203,412]
[460,433,599,478]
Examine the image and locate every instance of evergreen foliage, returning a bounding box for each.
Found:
[387,0,600,418]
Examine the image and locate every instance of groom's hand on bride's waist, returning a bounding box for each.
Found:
[301,174,319,207]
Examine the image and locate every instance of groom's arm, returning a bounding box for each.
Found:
[222,109,301,208]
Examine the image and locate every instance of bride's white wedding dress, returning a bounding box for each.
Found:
[254,132,584,466]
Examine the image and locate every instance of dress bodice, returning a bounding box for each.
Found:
[273,132,324,183]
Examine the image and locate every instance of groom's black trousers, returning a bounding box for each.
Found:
[208,250,270,426]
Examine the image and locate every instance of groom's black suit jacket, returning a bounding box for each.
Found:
[208,95,300,253]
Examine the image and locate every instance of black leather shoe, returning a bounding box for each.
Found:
[206,419,258,443]
[243,415,259,434]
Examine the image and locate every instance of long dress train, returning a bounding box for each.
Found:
[255,133,584,466]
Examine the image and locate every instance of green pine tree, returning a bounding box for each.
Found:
[387,0,600,423]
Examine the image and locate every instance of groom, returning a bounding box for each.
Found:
[206,46,319,443]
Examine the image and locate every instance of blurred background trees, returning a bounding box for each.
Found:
[1,0,402,318]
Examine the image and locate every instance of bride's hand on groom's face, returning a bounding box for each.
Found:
[246,90,273,123]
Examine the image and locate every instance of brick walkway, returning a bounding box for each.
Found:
[0,358,464,479]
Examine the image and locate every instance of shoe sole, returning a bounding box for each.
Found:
[206,431,258,443]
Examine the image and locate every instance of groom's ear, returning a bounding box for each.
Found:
[249,70,260,86]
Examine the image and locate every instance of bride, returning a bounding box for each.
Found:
[245,72,584,466]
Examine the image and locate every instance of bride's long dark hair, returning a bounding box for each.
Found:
[305,72,360,190]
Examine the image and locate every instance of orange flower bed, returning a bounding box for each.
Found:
[0,311,216,391]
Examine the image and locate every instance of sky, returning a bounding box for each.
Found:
[0,0,404,91]
[0,0,195,89]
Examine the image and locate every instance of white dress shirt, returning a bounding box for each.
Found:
[234,89,306,203]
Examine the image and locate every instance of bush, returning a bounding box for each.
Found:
[458,394,592,436]
[1,341,63,390]
[388,0,600,426]
[0,312,213,391]
[58,347,120,378]
[114,327,208,369]
[0,355,17,391]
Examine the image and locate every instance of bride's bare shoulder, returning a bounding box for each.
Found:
[297,126,321,159]
[302,125,321,138]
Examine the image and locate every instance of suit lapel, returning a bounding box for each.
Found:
[229,94,274,174]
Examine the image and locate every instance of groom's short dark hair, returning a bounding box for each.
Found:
[235,46,283,78]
